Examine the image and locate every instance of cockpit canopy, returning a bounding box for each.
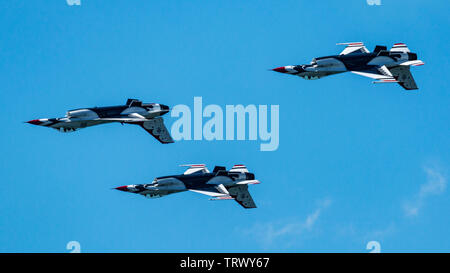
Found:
[66,109,96,119]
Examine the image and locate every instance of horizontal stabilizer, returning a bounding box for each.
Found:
[399,60,425,67]
[236,180,261,185]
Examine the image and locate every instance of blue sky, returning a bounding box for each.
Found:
[0,0,449,252]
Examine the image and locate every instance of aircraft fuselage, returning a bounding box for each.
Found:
[116,171,256,199]
[274,50,418,80]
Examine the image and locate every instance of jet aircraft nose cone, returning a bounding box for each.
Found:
[115,186,129,192]
[272,67,287,73]
[26,119,42,125]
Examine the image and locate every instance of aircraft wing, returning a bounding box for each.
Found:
[351,65,418,90]
[98,117,148,123]
[351,65,397,82]
[189,188,229,198]
[109,116,173,144]
[227,184,257,209]
[388,66,418,90]
[190,184,256,209]
[98,112,151,123]
[337,42,370,55]
[136,117,174,143]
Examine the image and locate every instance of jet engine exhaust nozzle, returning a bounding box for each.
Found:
[160,104,170,114]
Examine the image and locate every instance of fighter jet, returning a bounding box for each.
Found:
[272,42,424,90]
[115,164,260,209]
[26,99,174,143]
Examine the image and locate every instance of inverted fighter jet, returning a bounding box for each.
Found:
[26,99,174,143]
[115,164,260,209]
[272,42,424,90]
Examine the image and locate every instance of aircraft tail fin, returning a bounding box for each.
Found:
[373,45,387,53]
[126,98,142,107]
[212,166,227,173]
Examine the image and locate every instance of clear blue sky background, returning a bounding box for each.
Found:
[0,0,449,252]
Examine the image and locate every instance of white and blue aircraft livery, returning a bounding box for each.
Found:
[115,164,261,209]
[26,99,174,144]
[272,42,424,90]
